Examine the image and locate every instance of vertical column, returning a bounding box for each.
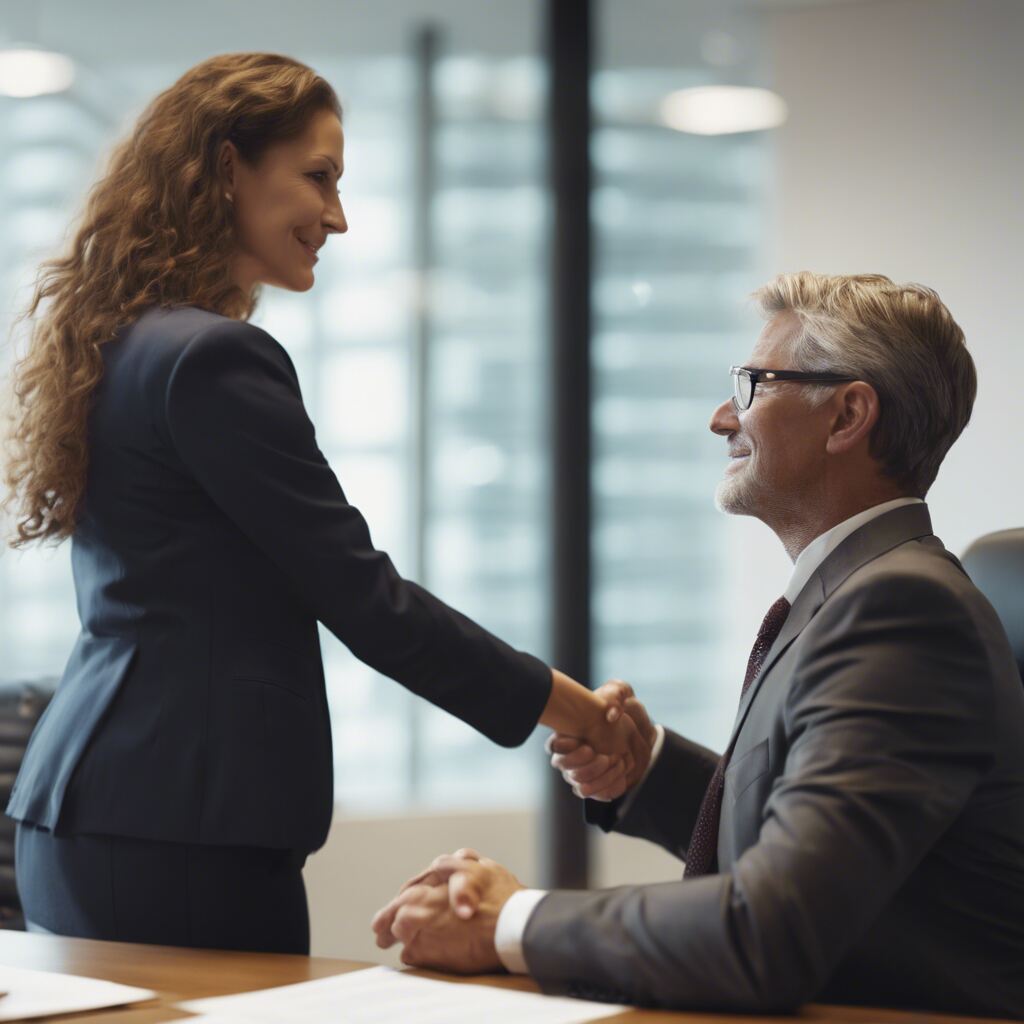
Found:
[542,0,593,890]
[408,24,440,800]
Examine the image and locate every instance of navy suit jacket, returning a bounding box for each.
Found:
[7,306,551,852]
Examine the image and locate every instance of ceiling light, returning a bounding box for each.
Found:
[660,86,787,135]
[0,49,76,99]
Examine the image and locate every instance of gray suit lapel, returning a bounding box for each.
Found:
[727,502,936,742]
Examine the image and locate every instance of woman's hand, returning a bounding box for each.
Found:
[548,680,658,801]
[539,669,644,780]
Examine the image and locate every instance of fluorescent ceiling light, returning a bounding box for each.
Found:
[660,86,788,135]
[0,49,76,99]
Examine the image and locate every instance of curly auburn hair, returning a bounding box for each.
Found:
[2,52,341,547]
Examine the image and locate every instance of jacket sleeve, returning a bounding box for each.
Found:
[164,318,550,747]
[583,728,719,858]
[523,570,996,1010]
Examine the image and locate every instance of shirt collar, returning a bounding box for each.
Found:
[783,497,925,605]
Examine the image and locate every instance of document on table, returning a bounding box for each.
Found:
[0,964,155,1021]
[179,965,629,1023]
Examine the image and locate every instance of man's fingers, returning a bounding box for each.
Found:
[392,893,446,945]
[596,679,635,704]
[550,744,598,771]
[578,769,630,802]
[373,854,489,950]
[546,733,583,756]
[572,758,627,798]
[587,779,628,802]
[371,899,403,946]
[623,696,656,738]
[564,753,614,784]
[383,854,484,930]
[595,680,632,725]
[569,758,623,791]
[398,870,441,894]
[396,866,442,895]
[400,940,422,967]
[400,934,438,970]
[401,846,482,894]
[415,854,481,886]
[372,882,434,947]
[373,918,399,949]
[448,867,484,919]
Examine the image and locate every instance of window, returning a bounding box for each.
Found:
[0,1,769,811]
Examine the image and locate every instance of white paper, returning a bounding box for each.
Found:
[0,964,155,1021]
[179,965,628,1024]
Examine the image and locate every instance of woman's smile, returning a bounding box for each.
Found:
[297,235,319,263]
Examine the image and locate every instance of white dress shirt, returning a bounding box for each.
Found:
[494,496,925,974]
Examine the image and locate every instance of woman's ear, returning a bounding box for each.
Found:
[219,140,239,199]
[826,381,880,456]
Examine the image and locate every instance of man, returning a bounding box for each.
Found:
[371,273,1024,1018]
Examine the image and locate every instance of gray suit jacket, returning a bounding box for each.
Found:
[524,504,1024,1018]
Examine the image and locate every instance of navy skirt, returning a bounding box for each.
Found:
[15,822,309,954]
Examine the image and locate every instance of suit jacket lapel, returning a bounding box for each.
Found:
[727,502,937,743]
[730,575,824,735]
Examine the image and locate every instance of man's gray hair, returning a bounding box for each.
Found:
[753,272,976,496]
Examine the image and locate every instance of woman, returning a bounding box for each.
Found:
[2,53,637,954]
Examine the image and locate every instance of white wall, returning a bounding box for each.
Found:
[306,0,1024,962]
[305,810,534,964]
[722,0,1024,632]
[304,809,681,961]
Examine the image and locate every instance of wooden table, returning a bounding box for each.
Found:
[0,931,1012,1024]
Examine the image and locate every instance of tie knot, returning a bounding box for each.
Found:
[742,595,791,695]
[759,595,791,640]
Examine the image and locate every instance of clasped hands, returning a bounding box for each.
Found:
[370,680,657,973]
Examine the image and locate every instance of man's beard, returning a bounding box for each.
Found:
[715,461,759,516]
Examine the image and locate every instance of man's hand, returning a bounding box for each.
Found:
[548,680,657,801]
[370,852,524,974]
[540,670,647,783]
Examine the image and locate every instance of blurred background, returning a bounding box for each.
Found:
[0,0,1020,961]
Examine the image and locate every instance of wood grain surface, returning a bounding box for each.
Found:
[0,931,1012,1024]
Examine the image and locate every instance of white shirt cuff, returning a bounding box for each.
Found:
[495,888,548,974]
[647,723,666,777]
[614,723,665,820]
[494,728,667,975]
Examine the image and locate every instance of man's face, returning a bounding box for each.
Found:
[709,311,835,525]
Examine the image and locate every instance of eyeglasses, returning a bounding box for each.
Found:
[730,366,856,411]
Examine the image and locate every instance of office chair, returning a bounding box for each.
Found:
[0,680,55,930]
[961,528,1024,682]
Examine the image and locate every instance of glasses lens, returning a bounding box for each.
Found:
[733,369,752,409]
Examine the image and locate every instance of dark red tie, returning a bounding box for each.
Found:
[684,595,791,879]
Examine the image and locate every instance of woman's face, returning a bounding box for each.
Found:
[223,108,347,293]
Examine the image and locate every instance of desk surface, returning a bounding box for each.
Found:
[0,931,1011,1024]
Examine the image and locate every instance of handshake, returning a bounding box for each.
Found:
[537,673,659,803]
[370,676,657,973]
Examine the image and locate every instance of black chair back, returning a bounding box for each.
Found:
[961,528,1024,682]
[0,680,55,930]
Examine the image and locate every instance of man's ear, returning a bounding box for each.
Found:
[826,381,880,456]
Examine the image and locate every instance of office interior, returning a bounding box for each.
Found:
[0,0,1020,966]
